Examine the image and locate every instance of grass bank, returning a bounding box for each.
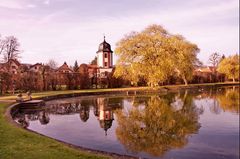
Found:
[0,82,239,101]
[0,102,108,159]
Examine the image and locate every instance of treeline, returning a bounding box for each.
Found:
[0,24,239,94]
[0,61,128,94]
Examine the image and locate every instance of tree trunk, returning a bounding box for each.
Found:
[182,75,188,85]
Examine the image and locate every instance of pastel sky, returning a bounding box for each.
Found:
[0,0,239,66]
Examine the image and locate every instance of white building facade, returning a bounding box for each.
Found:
[96,37,114,77]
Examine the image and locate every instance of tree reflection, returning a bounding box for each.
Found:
[79,100,92,122]
[79,105,90,122]
[217,87,239,113]
[13,108,50,128]
[39,111,50,125]
[209,100,222,115]
[46,102,81,114]
[115,92,201,156]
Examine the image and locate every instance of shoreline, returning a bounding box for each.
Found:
[1,82,239,101]
[2,82,240,158]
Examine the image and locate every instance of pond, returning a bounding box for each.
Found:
[13,86,239,159]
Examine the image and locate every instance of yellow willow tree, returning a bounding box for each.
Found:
[170,35,200,85]
[217,54,239,82]
[114,24,200,86]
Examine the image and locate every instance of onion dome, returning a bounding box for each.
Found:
[99,119,113,136]
[96,36,113,53]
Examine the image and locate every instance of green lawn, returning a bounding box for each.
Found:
[0,102,108,159]
[0,87,148,100]
[1,82,238,100]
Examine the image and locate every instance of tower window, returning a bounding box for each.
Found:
[104,53,107,58]
[104,62,107,67]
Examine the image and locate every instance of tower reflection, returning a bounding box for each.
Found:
[94,97,123,136]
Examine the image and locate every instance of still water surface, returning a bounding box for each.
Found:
[13,86,239,159]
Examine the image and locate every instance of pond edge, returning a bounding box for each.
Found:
[5,83,239,158]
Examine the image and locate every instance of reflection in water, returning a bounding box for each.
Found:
[14,97,123,135]
[12,86,239,158]
[13,108,50,128]
[115,91,202,157]
[195,87,239,114]
[95,98,114,136]
[216,87,239,114]
[209,100,222,115]
[80,104,90,122]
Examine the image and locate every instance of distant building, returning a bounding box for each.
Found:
[194,66,225,83]
[29,63,43,73]
[0,63,7,72]
[85,36,114,80]
[97,36,113,67]
[86,64,98,78]
[56,62,73,73]
[1,59,21,74]
[96,36,114,78]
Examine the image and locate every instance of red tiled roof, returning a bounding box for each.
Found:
[195,66,215,73]
[56,62,73,72]
[30,63,42,68]
[8,59,21,66]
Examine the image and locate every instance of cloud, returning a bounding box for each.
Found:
[0,0,23,9]
[27,4,37,8]
[43,0,50,5]
[0,0,238,65]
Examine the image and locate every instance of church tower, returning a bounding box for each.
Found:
[96,36,113,68]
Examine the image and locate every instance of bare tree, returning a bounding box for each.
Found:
[209,52,220,67]
[46,59,58,69]
[0,36,21,62]
[0,34,4,55]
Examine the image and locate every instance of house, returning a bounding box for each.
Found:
[0,63,7,73]
[29,63,43,73]
[86,64,98,78]
[56,62,73,73]
[0,59,21,74]
[194,66,225,83]
[19,63,32,73]
[55,62,74,86]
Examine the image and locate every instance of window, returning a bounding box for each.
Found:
[105,53,107,58]
[104,62,107,67]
